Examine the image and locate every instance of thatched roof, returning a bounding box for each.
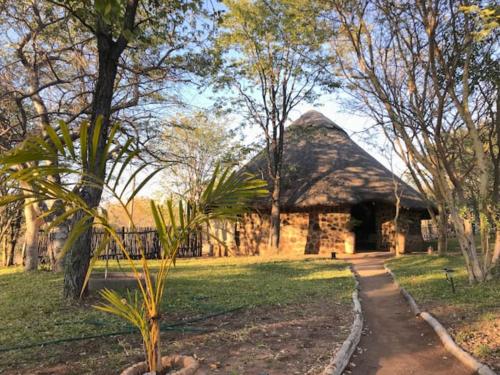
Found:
[244,110,429,211]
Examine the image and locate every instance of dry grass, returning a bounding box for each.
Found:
[0,256,353,374]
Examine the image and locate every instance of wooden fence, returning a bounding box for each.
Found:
[37,227,202,262]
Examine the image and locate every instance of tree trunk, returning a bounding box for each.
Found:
[6,234,16,266]
[48,223,69,272]
[23,202,41,271]
[62,35,121,299]
[2,237,7,266]
[268,174,281,252]
[491,227,500,270]
[449,207,485,283]
[63,207,96,299]
[4,220,19,266]
[437,203,448,254]
[148,318,162,372]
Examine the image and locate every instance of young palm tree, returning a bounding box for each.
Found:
[0,119,267,373]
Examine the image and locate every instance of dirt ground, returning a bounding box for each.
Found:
[427,303,500,371]
[5,300,353,375]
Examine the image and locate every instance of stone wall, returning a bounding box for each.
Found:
[201,220,237,256]
[377,204,395,251]
[237,207,351,256]
[377,204,427,253]
[212,204,427,256]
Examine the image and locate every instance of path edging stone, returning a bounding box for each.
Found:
[322,266,363,375]
[384,264,496,375]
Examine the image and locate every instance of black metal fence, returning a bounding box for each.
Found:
[37,227,202,262]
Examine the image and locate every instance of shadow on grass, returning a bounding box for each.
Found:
[386,254,500,322]
[0,258,353,360]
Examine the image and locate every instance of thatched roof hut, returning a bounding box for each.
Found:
[233,111,429,256]
[244,110,428,211]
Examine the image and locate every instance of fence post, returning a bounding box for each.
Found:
[121,227,126,258]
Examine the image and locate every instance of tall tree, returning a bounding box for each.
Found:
[36,0,213,298]
[329,0,499,281]
[0,1,91,270]
[157,112,246,201]
[1,0,213,275]
[214,0,336,252]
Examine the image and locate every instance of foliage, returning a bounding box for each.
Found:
[460,4,500,40]
[330,0,499,281]
[0,0,219,276]
[0,119,267,372]
[213,0,335,121]
[156,112,250,202]
[212,0,337,250]
[0,257,353,373]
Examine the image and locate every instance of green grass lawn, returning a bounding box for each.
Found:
[386,254,499,369]
[0,256,354,373]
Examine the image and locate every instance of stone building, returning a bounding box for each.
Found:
[231,111,430,256]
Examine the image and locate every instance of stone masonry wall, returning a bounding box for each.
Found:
[378,204,426,253]
[237,207,351,256]
[224,204,426,256]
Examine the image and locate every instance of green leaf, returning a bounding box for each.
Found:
[59,120,76,159]
[126,167,164,206]
[80,121,88,169]
[90,116,103,168]
[44,124,66,157]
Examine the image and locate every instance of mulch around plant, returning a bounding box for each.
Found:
[345,253,476,375]
[2,300,352,375]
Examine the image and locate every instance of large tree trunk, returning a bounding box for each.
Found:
[23,201,41,271]
[48,222,69,272]
[268,174,281,252]
[449,207,485,283]
[62,34,121,299]
[63,208,96,299]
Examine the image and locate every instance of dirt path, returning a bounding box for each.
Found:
[344,253,475,375]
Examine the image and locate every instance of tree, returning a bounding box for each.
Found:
[329,0,499,281]
[0,1,82,270]
[24,0,214,298]
[1,0,215,280]
[213,0,336,252]
[153,112,251,255]
[0,82,29,266]
[157,112,246,201]
[0,177,23,266]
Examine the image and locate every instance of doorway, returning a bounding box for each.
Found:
[351,202,377,251]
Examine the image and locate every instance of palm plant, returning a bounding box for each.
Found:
[0,119,267,373]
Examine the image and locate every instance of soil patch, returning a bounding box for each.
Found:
[2,300,352,375]
[426,303,499,371]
